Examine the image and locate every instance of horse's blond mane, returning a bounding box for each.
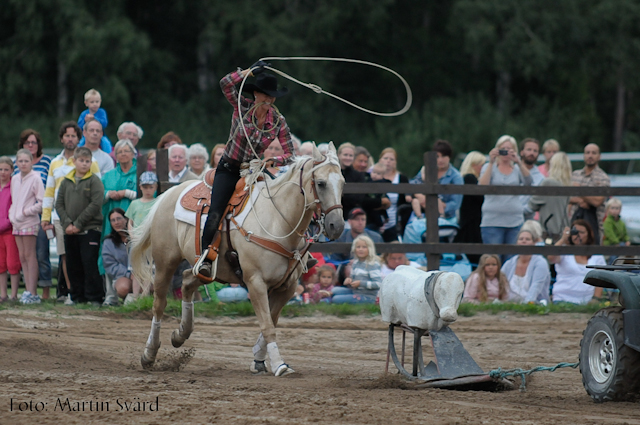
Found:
[267,150,339,191]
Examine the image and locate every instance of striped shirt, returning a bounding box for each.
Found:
[350,260,383,297]
[41,151,101,222]
[13,155,51,188]
[221,70,294,166]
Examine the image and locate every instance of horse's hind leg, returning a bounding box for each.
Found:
[141,262,175,369]
[171,270,201,348]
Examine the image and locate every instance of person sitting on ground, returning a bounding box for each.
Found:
[501,229,550,304]
[380,245,421,278]
[102,208,141,304]
[548,220,606,304]
[188,143,211,180]
[55,147,104,305]
[330,207,383,262]
[463,254,510,304]
[77,89,112,153]
[310,265,336,304]
[332,235,382,304]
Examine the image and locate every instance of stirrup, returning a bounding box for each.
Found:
[193,250,210,277]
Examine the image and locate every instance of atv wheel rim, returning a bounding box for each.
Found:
[589,330,616,384]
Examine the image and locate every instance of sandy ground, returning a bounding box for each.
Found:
[0,308,638,425]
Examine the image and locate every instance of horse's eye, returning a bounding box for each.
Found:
[317,181,327,189]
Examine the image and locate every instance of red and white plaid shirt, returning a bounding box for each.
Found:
[221,70,295,166]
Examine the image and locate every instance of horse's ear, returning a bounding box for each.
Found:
[327,141,337,155]
[312,143,324,162]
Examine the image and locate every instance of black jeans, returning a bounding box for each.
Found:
[64,230,105,303]
[201,157,241,249]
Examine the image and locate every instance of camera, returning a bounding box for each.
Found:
[570,227,580,236]
[498,149,509,156]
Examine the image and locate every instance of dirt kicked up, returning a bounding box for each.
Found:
[0,308,638,425]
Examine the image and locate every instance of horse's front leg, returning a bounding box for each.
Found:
[250,277,298,375]
[141,265,173,369]
[247,274,294,377]
[171,270,201,348]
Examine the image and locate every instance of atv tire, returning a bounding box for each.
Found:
[580,306,640,402]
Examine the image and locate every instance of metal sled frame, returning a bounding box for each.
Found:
[386,323,513,390]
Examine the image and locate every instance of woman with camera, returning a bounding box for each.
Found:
[548,219,605,304]
[478,135,532,258]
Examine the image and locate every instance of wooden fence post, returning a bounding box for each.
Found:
[424,152,440,270]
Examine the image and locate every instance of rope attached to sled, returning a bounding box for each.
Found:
[489,362,580,391]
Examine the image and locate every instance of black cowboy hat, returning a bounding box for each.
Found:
[242,73,289,98]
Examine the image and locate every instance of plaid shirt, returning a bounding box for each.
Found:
[221,70,294,166]
[569,165,610,231]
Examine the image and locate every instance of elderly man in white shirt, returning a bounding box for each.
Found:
[168,144,198,183]
[83,120,114,174]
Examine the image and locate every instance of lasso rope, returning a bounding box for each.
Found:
[489,362,579,391]
[235,57,411,240]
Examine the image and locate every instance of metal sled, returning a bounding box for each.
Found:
[386,324,514,390]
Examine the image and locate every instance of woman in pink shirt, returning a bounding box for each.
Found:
[463,254,510,303]
[0,156,20,302]
[9,149,44,304]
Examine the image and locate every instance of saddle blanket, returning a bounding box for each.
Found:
[173,180,262,231]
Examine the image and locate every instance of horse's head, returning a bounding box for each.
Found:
[309,142,345,240]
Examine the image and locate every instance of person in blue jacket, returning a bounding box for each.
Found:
[77,88,112,153]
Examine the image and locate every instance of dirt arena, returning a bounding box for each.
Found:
[0,308,638,424]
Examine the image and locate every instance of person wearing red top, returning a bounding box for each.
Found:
[196,61,295,278]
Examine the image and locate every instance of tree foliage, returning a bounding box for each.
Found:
[1,0,639,174]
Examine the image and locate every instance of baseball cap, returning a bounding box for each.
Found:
[139,171,158,185]
[348,207,366,220]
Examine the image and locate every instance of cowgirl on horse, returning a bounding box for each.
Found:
[195,61,297,279]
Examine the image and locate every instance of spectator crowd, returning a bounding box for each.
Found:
[0,86,628,307]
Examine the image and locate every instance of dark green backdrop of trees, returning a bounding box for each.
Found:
[2,0,640,173]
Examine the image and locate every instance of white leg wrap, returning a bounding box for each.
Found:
[181,301,194,335]
[147,317,161,348]
[252,333,267,361]
[267,342,283,373]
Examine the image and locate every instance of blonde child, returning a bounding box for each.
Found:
[10,149,44,304]
[332,235,382,304]
[310,265,336,304]
[77,88,112,153]
[603,198,630,246]
[463,254,510,303]
[0,157,20,301]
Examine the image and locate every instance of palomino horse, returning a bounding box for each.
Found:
[130,143,345,376]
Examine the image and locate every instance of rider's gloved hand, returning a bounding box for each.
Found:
[250,60,271,76]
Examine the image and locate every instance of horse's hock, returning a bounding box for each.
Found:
[379,267,513,390]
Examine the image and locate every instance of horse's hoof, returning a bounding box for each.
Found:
[250,360,268,375]
[141,353,155,370]
[274,364,295,377]
[171,329,185,348]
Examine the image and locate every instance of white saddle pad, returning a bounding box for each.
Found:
[173,180,261,230]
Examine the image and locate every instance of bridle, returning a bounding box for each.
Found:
[298,155,343,241]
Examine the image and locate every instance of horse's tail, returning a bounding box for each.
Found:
[130,194,165,292]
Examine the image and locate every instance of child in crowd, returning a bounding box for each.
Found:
[367,162,390,231]
[463,254,510,303]
[310,265,336,304]
[603,198,630,246]
[55,147,105,305]
[126,172,158,232]
[0,157,20,302]
[77,88,112,153]
[332,235,382,304]
[146,149,157,172]
[10,149,44,304]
